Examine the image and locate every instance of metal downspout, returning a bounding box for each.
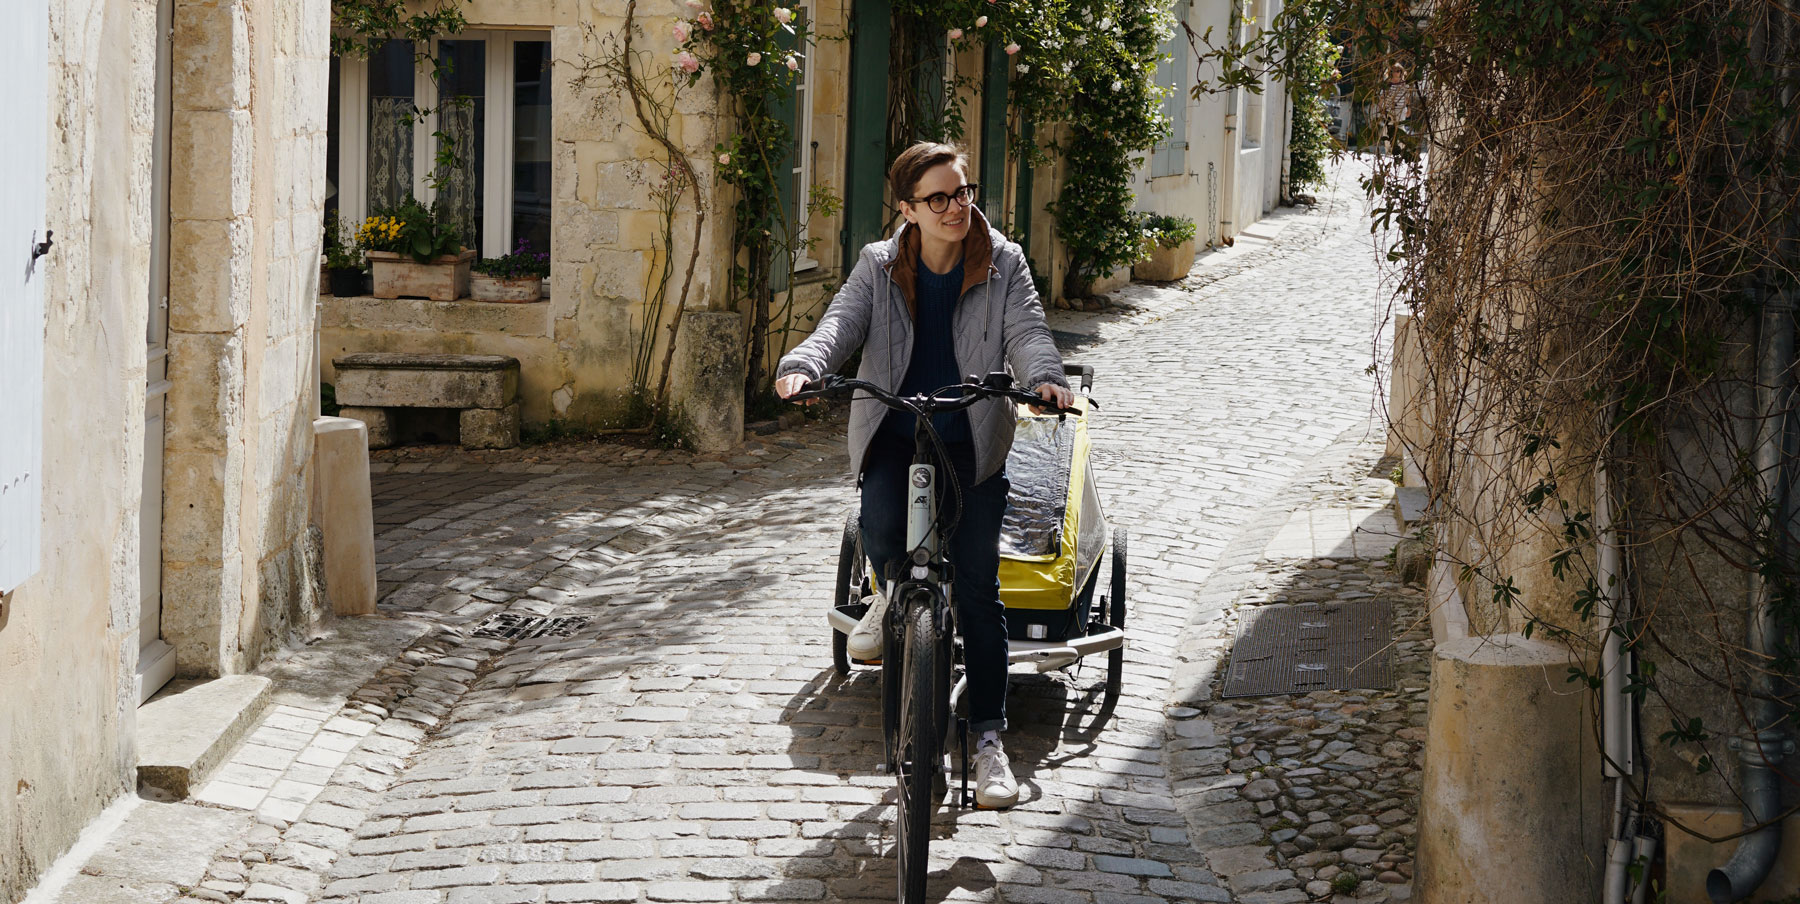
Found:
[1706,290,1796,903]
[1709,5,1798,897]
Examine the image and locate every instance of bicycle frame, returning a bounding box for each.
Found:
[878,416,961,773]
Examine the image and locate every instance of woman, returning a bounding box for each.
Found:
[1376,62,1412,155]
[775,141,1073,808]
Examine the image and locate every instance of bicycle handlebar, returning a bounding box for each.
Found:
[786,373,1086,416]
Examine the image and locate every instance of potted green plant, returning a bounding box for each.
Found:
[359,198,475,301]
[1133,213,1199,282]
[469,240,551,302]
[322,216,368,297]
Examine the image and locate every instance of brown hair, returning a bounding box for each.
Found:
[888,141,968,204]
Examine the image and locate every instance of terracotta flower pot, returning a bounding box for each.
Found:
[367,249,476,301]
[469,273,545,303]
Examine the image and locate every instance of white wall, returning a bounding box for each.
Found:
[1134,0,1289,246]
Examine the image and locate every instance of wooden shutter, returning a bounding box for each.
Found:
[1152,0,1191,178]
[0,0,49,592]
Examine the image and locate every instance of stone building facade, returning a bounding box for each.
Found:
[319,0,1289,433]
[0,0,332,899]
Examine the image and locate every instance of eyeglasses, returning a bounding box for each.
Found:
[908,184,980,214]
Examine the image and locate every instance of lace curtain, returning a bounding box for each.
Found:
[367,97,413,214]
[435,103,478,247]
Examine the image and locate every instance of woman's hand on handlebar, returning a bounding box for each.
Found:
[776,373,816,405]
[1032,382,1075,415]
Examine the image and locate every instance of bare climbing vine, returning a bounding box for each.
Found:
[571,4,709,430]
[1214,0,1800,853]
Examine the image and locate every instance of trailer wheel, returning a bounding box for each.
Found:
[1104,528,1127,702]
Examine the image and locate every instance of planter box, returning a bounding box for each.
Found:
[367,249,476,301]
[469,273,544,303]
[1133,238,1196,282]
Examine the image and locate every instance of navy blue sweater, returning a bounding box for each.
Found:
[880,259,970,446]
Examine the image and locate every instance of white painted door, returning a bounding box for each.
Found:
[138,0,177,703]
[0,0,50,594]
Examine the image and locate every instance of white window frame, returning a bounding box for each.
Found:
[333,30,551,259]
[1239,0,1265,149]
[792,0,819,273]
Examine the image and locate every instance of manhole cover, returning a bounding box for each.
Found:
[1222,600,1393,698]
[472,612,591,641]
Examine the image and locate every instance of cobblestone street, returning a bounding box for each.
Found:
[51,160,1415,904]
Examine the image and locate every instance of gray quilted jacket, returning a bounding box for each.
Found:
[776,207,1068,484]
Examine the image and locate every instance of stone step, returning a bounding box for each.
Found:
[136,676,272,799]
[1393,485,1432,532]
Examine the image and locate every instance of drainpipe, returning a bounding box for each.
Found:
[1706,290,1796,903]
[1596,442,1634,780]
[1597,434,1643,904]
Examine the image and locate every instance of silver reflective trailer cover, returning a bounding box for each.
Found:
[998,417,1074,558]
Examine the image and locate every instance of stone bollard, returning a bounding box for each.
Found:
[1415,633,1604,903]
[670,311,746,453]
[311,417,377,616]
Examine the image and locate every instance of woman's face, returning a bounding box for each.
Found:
[901,162,974,247]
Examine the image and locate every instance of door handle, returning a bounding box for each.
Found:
[26,230,53,279]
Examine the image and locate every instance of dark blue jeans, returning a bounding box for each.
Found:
[861,440,1011,734]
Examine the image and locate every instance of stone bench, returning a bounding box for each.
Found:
[333,353,521,450]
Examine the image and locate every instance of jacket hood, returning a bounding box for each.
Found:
[882,205,1000,317]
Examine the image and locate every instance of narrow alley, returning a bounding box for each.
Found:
[49,160,1416,904]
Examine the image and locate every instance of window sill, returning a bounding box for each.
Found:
[792,264,837,287]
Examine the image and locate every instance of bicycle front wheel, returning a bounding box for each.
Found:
[895,603,939,904]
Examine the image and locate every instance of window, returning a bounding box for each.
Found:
[327,32,553,260]
[772,1,817,286]
[1151,0,1191,178]
[1239,0,1265,148]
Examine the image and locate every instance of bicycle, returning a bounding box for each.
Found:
[789,371,1103,904]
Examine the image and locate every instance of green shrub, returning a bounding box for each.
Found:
[1140,213,1198,249]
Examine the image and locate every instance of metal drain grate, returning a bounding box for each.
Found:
[1222,600,1394,698]
[472,612,591,641]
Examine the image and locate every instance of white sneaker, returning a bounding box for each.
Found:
[847,594,887,661]
[972,742,1020,808]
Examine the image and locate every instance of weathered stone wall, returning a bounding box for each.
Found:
[324,0,852,429]
[0,0,329,897]
[0,3,150,899]
[163,0,328,674]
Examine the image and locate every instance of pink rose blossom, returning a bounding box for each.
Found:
[673,21,690,42]
[676,51,700,73]
[719,152,731,165]
[786,56,799,70]
[774,6,793,24]
[1005,42,1020,54]
[948,27,963,39]
[696,11,714,30]
[746,51,762,66]
[684,0,702,11]
[975,15,988,26]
